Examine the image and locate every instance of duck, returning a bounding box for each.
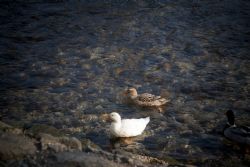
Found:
[223,109,250,146]
[124,87,170,107]
[108,112,150,138]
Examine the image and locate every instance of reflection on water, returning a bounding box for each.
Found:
[110,137,140,149]
[0,0,249,165]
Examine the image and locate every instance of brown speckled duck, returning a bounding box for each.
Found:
[125,87,170,107]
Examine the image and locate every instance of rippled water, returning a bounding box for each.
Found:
[0,0,249,165]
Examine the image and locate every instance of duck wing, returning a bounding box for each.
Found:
[241,126,250,133]
[135,93,169,107]
[226,126,250,138]
[238,126,250,137]
[138,93,161,102]
[119,118,150,137]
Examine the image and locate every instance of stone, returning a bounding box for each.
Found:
[59,137,82,151]
[0,133,37,160]
[25,124,63,137]
[0,121,23,135]
[81,138,102,152]
[38,133,82,152]
[47,152,125,167]
[0,121,12,129]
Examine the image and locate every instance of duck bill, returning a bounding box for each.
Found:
[123,90,129,95]
[106,116,113,122]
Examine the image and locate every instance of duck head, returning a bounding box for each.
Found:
[226,109,235,126]
[124,87,138,98]
[109,112,121,123]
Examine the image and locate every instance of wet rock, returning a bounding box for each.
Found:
[25,124,63,137]
[38,133,82,152]
[114,149,168,166]
[202,155,250,167]
[38,133,65,152]
[0,133,37,160]
[59,137,82,151]
[162,156,180,166]
[0,121,23,135]
[47,152,125,167]
[0,121,12,129]
[80,138,168,166]
[81,138,102,152]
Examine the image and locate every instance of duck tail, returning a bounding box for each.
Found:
[159,98,170,104]
[145,117,150,124]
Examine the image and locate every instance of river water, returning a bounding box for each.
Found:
[0,0,249,165]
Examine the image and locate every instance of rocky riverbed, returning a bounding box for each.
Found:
[0,0,250,166]
[0,121,168,166]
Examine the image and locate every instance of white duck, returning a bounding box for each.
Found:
[109,112,150,138]
[124,87,170,107]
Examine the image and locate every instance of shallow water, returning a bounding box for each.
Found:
[0,0,250,165]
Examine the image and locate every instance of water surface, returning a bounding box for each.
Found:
[0,0,249,165]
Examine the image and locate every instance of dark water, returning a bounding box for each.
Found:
[0,0,249,165]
